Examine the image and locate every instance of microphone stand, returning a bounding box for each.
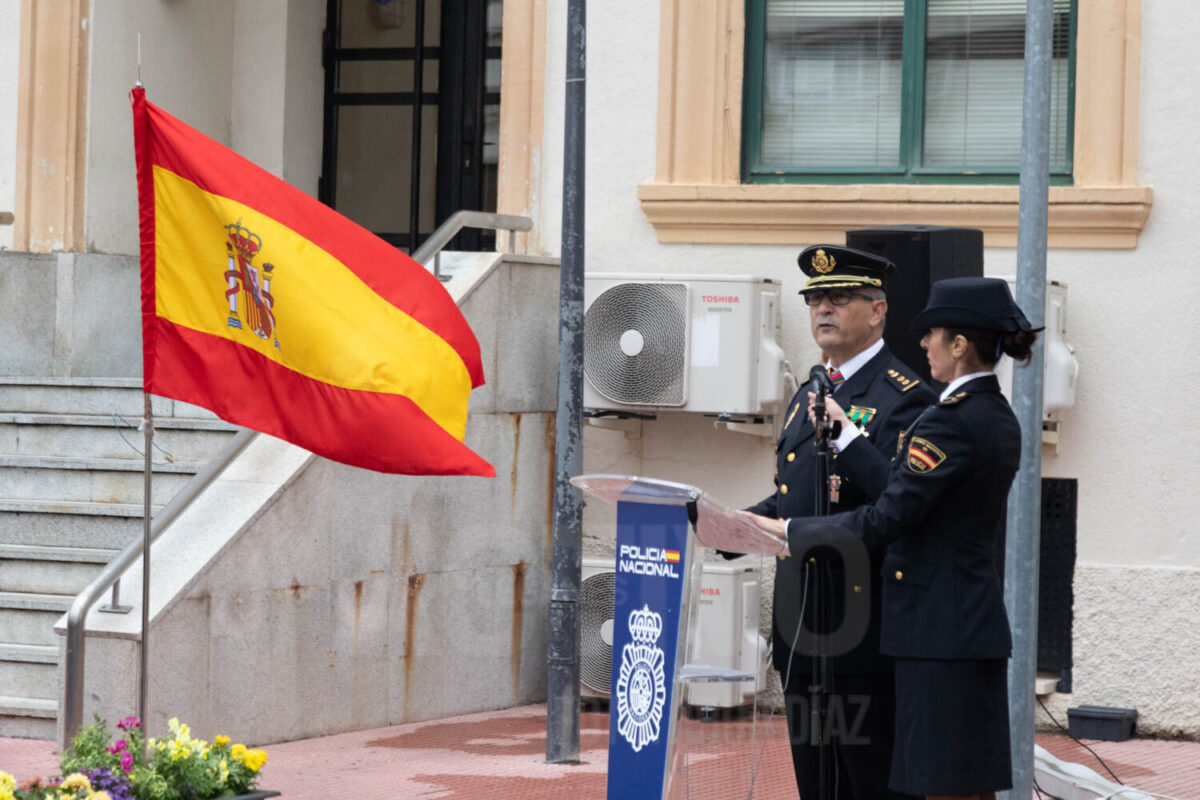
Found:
[809,376,839,800]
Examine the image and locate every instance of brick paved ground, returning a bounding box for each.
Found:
[4,705,1199,798]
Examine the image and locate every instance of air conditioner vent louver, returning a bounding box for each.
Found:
[580,568,616,694]
[584,282,687,406]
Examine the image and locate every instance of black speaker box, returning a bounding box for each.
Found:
[845,225,984,386]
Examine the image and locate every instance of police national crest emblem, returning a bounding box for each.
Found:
[616,604,667,753]
[223,220,280,348]
[907,436,947,473]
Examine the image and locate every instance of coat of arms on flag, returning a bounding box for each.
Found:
[223,220,278,347]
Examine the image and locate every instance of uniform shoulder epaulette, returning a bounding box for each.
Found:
[884,367,923,393]
[940,390,971,406]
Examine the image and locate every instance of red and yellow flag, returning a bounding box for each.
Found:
[131,88,494,476]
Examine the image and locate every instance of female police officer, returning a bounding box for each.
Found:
[743,277,1040,800]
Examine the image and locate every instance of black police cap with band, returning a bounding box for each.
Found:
[912,277,1041,333]
[797,244,895,294]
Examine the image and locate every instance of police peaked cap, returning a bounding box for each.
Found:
[797,245,895,293]
[912,277,1039,333]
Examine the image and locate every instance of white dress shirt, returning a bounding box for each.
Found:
[826,338,884,452]
[939,370,994,402]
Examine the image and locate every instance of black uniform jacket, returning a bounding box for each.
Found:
[747,345,934,676]
[788,374,1018,661]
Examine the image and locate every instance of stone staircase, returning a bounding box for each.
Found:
[0,378,237,738]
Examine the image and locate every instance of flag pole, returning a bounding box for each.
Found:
[139,393,153,733]
[135,33,148,734]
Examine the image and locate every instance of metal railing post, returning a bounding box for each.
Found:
[61,429,257,747]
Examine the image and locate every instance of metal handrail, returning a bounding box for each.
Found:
[411,210,533,280]
[61,428,257,746]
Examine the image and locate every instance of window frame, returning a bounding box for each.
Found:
[740,0,1079,185]
[637,0,1150,249]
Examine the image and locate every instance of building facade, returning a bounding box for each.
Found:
[1,0,1196,738]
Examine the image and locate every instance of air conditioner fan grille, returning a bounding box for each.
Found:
[580,570,616,694]
[584,282,687,406]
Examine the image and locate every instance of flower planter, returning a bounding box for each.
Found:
[227,792,281,800]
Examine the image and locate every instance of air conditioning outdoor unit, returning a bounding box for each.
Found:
[579,557,767,710]
[583,274,785,416]
[581,557,617,701]
[993,278,1078,420]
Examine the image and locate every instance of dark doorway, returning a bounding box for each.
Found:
[320,0,501,253]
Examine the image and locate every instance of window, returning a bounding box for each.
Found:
[742,0,1075,184]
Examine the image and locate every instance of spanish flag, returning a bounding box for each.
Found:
[132,88,494,476]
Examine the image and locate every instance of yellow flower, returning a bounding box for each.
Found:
[0,769,14,800]
[231,743,248,761]
[218,758,229,783]
[89,792,113,800]
[244,748,268,772]
[214,734,231,747]
[60,773,92,791]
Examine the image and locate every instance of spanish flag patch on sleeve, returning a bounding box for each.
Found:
[906,437,947,473]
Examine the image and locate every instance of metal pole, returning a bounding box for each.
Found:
[546,0,585,765]
[1002,1,1053,797]
[139,394,154,732]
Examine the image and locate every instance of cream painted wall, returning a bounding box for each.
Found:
[232,1,289,178]
[551,1,1200,735]
[282,0,327,197]
[85,0,326,254]
[86,0,237,253]
[0,0,21,250]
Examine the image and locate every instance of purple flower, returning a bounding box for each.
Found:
[120,750,133,773]
[84,767,135,800]
[107,738,129,754]
[117,715,141,731]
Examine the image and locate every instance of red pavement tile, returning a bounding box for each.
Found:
[4,707,1200,799]
[0,737,58,782]
[1038,733,1200,799]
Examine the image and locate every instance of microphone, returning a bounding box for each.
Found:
[807,364,833,396]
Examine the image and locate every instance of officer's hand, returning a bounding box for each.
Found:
[807,391,849,429]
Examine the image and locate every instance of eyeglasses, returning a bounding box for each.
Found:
[802,289,872,308]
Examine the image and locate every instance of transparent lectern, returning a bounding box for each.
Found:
[571,475,788,800]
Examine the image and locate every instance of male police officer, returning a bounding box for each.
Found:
[748,245,934,799]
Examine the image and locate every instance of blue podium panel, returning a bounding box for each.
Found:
[607,498,696,800]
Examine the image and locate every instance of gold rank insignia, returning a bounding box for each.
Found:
[940,391,970,405]
[847,406,876,425]
[885,368,921,393]
[907,436,947,473]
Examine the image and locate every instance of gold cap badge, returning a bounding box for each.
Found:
[812,249,836,274]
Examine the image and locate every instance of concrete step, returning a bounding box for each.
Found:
[0,413,237,462]
[0,643,58,699]
[0,378,219,420]
[0,544,118,595]
[0,695,56,740]
[0,500,157,550]
[0,593,71,647]
[0,456,201,506]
